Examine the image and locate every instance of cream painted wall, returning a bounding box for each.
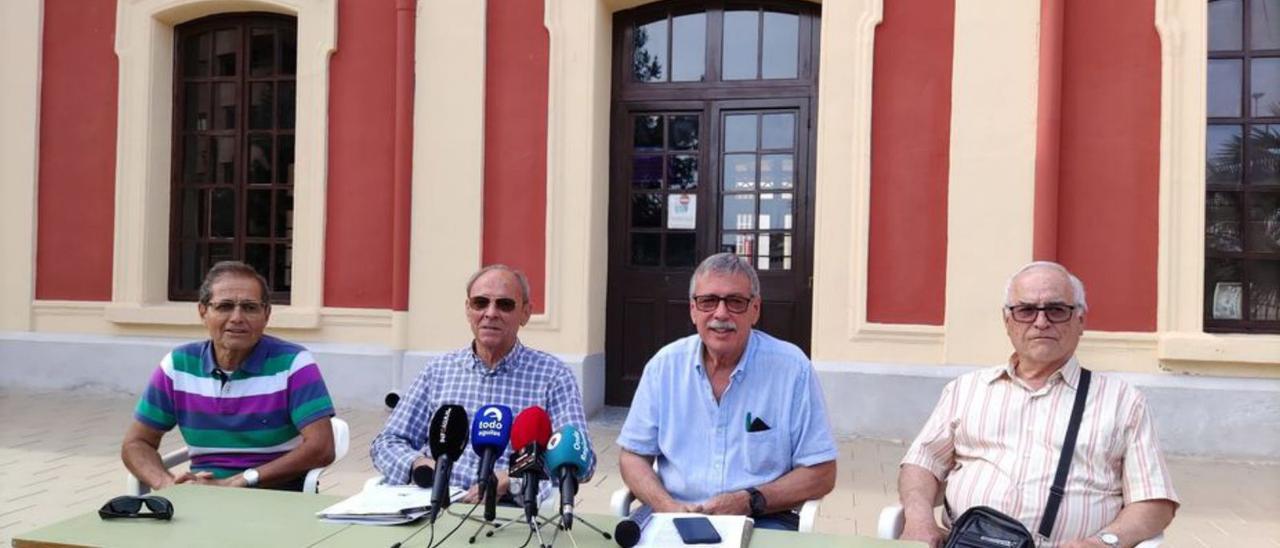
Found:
[0,0,42,332]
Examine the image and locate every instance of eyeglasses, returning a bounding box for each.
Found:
[469,296,518,312]
[692,294,753,314]
[205,300,268,317]
[98,495,174,520]
[1005,304,1078,323]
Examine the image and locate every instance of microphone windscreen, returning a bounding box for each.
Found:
[509,406,553,450]
[545,424,593,480]
[428,404,469,460]
[470,404,514,455]
[411,463,434,488]
[613,506,652,548]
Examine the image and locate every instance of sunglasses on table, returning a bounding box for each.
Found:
[98,495,174,520]
[468,296,519,312]
[1005,304,1078,323]
[691,294,753,314]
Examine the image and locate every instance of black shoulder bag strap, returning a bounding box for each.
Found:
[1036,367,1092,539]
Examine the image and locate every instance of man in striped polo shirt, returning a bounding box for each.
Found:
[122,261,336,491]
[897,262,1178,548]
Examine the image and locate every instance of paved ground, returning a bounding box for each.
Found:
[1,388,1277,546]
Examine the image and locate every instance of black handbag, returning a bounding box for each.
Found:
[943,368,1092,548]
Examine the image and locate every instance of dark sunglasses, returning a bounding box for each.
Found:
[469,296,518,312]
[692,294,753,314]
[1005,304,1078,323]
[206,300,268,316]
[98,495,174,520]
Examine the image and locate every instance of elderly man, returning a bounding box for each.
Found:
[122,261,336,491]
[898,262,1178,548]
[370,265,591,504]
[617,253,838,531]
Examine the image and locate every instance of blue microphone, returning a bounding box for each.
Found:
[544,424,594,529]
[469,404,513,522]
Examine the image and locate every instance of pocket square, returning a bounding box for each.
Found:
[748,417,771,432]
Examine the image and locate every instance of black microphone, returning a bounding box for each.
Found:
[426,404,469,523]
[613,505,653,548]
[411,463,434,488]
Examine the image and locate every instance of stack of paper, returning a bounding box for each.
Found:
[635,513,754,547]
[315,484,464,525]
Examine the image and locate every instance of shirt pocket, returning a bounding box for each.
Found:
[744,429,787,475]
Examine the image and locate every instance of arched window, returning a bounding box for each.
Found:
[1205,0,1280,333]
[170,13,297,303]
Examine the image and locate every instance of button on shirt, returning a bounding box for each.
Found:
[901,356,1179,547]
[370,341,591,502]
[617,331,838,504]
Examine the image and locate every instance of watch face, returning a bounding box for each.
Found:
[1099,532,1120,546]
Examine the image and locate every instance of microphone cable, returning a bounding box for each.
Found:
[429,500,480,548]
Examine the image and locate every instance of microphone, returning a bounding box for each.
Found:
[508,407,553,523]
[613,505,653,548]
[425,404,468,523]
[411,463,434,488]
[544,424,594,529]
[470,404,513,522]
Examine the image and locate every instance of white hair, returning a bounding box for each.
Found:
[688,253,760,299]
[1002,261,1088,314]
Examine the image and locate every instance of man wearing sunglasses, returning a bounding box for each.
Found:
[617,253,838,531]
[370,265,591,505]
[122,261,336,491]
[897,262,1178,548]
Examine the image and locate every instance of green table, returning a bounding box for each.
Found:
[12,484,911,547]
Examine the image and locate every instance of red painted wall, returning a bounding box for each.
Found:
[482,0,550,313]
[35,0,118,301]
[1056,0,1160,331]
[325,0,398,308]
[865,0,954,325]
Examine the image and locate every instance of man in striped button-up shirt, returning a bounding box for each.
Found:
[898,262,1178,548]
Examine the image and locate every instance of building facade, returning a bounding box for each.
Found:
[1,0,1277,459]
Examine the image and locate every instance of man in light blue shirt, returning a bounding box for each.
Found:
[617,253,838,531]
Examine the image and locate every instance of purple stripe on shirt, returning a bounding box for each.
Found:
[193,452,285,470]
[289,364,324,387]
[174,391,289,415]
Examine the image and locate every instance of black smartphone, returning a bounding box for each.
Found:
[672,516,722,544]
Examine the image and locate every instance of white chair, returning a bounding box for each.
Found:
[609,486,821,533]
[876,503,1164,547]
[125,417,350,495]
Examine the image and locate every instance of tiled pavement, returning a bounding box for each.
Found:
[1,388,1277,547]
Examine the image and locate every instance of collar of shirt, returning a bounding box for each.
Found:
[200,336,271,377]
[988,354,1082,392]
[467,340,526,376]
[692,330,758,383]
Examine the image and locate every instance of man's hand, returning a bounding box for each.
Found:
[461,471,510,503]
[899,518,946,548]
[695,491,751,516]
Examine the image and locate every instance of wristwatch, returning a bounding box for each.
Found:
[242,468,260,487]
[744,487,767,516]
[1096,532,1120,547]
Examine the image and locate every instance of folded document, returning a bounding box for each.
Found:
[316,484,465,525]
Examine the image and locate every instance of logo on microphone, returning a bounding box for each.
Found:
[478,407,505,430]
[547,432,562,450]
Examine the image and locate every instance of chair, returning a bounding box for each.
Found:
[125,417,350,495]
[876,503,1164,547]
[609,486,822,533]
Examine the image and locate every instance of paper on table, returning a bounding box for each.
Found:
[635,513,754,547]
[315,484,465,525]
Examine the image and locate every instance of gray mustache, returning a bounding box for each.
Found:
[707,320,737,331]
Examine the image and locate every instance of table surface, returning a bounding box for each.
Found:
[12,485,912,548]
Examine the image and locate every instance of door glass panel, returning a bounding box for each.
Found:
[632,193,663,227]
[246,189,272,237]
[1208,59,1242,118]
[185,84,211,131]
[722,10,759,80]
[210,188,236,238]
[274,245,293,291]
[209,242,234,264]
[1209,0,1243,52]
[184,32,212,77]
[1248,125,1280,185]
[631,233,660,265]
[1207,125,1243,185]
[758,192,793,230]
[180,189,206,238]
[761,12,799,79]
[1252,261,1280,320]
[275,189,294,237]
[1251,0,1280,50]
[635,115,664,150]
[761,113,795,149]
[1207,258,1243,319]
[633,156,664,189]
[667,232,696,266]
[245,243,270,281]
[281,27,297,75]
[669,115,699,150]
[760,154,793,189]
[1246,192,1280,253]
[248,134,273,183]
[635,18,668,82]
[669,155,698,190]
[215,136,236,183]
[215,83,238,130]
[723,194,756,229]
[277,134,295,185]
[724,114,757,152]
[214,29,238,77]
[249,82,274,129]
[249,28,275,77]
[278,82,296,129]
[671,13,706,82]
[721,233,755,259]
[1251,60,1280,118]
[724,154,757,190]
[1206,191,1243,252]
[756,232,791,270]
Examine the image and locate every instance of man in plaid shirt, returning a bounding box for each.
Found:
[370,265,592,505]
